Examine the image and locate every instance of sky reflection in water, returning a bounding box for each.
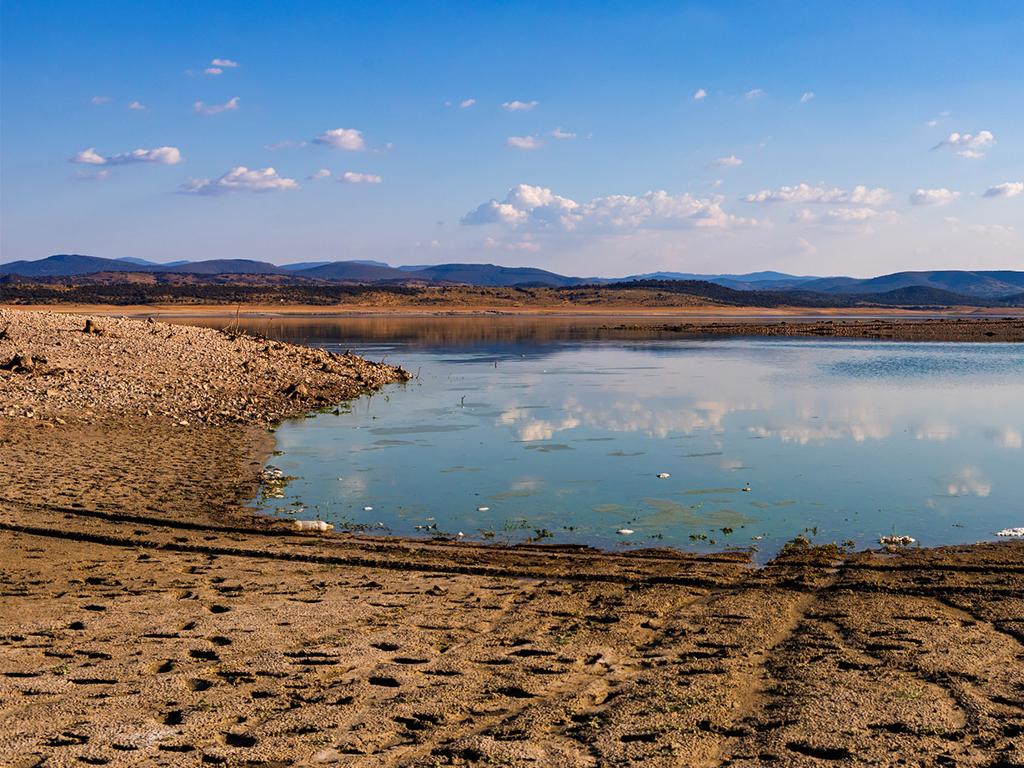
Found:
[258,329,1023,560]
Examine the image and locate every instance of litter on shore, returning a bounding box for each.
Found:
[996,527,1024,537]
[879,535,916,546]
[292,520,333,532]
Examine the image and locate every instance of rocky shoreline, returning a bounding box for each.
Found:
[1,309,1022,767]
[0,309,410,426]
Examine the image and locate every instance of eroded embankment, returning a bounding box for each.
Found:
[1,309,1023,767]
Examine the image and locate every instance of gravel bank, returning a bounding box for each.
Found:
[0,309,410,426]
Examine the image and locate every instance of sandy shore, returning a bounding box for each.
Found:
[1,310,1022,767]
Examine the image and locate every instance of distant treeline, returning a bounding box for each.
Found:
[1,276,1018,308]
[0,282,419,305]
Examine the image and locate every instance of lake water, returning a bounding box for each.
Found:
[201,317,1024,559]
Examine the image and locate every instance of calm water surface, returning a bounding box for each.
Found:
[200,318,1024,559]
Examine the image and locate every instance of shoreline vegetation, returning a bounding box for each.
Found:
[2,308,1023,765]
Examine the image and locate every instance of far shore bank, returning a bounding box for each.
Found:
[5,301,1024,318]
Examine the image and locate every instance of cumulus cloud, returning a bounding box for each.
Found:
[507,135,542,150]
[181,166,298,195]
[800,91,815,103]
[70,146,182,166]
[714,155,743,168]
[744,88,764,100]
[462,183,754,232]
[744,183,891,206]
[459,98,476,108]
[502,100,538,111]
[339,171,381,184]
[910,187,959,206]
[933,130,995,158]
[309,168,331,180]
[128,100,146,111]
[194,96,240,115]
[551,127,576,140]
[693,88,707,101]
[984,181,1023,199]
[205,67,223,75]
[313,128,366,151]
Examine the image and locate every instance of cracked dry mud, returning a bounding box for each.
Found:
[1,311,1023,767]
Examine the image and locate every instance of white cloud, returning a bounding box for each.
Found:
[744,183,891,206]
[211,58,239,68]
[70,146,182,166]
[313,128,366,151]
[462,183,754,232]
[984,181,1023,199]
[693,88,707,101]
[934,130,995,158]
[745,88,765,100]
[926,110,951,128]
[339,171,381,184]
[507,135,543,150]
[910,187,959,206]
[800,91,815,103]
[459,98,476,108]
[502,100,538,111]
[204,67,223,75]
[309,168,331,180]
[71,148,106,165]
[90,96,111,106]
[182,166,298,195]
[551,127,576,140]
[194,96,240,115]
[128,100,146,111]
[714,155,743,168]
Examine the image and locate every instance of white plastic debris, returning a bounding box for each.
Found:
[996,527,1024,537]
[879,535,916,546]
[363,506,374,511]
[292,520,333,532]
[616,528,635,536]
[477,506,490,512]
[456,531,465,538]
[656,473,670,479]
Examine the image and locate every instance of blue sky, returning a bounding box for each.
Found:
[2,1,1021,276]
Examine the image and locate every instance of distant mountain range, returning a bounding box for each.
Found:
[2,254,1023,302]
